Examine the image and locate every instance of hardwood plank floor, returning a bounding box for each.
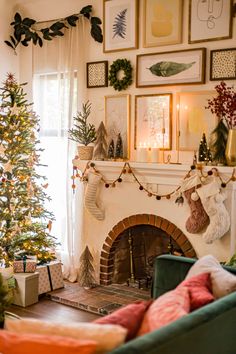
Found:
[8,297,100,323]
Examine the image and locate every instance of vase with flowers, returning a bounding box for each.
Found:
[206,81,236,166]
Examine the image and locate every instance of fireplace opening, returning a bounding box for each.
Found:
[112,225,184,286]
[100,214,196,286]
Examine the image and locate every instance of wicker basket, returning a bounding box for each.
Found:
[77,145,94,160]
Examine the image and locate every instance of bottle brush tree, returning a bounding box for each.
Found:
[78,245,96,288]
[68,101,96,146]
[0,73,57,267]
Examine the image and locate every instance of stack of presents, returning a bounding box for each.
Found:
[6,255,64,307]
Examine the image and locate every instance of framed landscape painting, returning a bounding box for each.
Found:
[136,48,206,88]
[103,0,138,53]
[189,0,233,43]
[143,0,183,47]
[105,95,130,159]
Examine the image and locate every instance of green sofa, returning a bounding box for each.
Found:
[110,254,236,354]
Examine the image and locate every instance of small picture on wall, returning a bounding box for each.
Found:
[143,0,183,47]
[189,0,233,43]
[103,0,138,53]
[210,48,236,81]
[87,61,108,88]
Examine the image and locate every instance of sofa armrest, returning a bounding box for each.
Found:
[152,255,196,298]
[110,291,236,354]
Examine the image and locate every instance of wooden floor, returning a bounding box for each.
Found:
[9,297,100,323]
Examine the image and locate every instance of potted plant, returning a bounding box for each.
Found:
[68,101,96,160]
[206,82,236,166]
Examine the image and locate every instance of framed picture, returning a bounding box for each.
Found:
[143,0,183,47]
[176,91,218,151]
[87,61,108,88]
[189,0,233,44]
[136,48,206,88]
[105,95,130,159]
[135,94,172,150]
[210,48,236,81]
[103,0,138,53]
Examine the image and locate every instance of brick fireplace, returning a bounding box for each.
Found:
[73,160,236,284]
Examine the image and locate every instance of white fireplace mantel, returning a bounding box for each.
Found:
[72,159,236,277]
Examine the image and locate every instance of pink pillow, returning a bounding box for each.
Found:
[177,272,214,310]
[94,300,152,341]
[138,286,190,336]
[0,330,97,354]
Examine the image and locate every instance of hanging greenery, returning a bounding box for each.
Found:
[108,59,133,91]
[5,5,103,52]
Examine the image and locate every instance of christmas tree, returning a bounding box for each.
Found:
[0,74,56,267]
[78,246,96,288]
[198,133,208,163]
[108,139,115,159]
[93,121,108,160]
[210,120,228,165]
[0,274,12,326]
[115,133,123,159]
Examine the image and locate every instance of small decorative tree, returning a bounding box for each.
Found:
[93,121,108,160]
[115,133,123,159]
[198,133,208,163]
[108,139,115,159]
[68,101,96,146]
[210,120,228,165]
[78,246,96,289]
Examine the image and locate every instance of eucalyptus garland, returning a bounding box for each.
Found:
[5,5,103,52]
[108,59,133,91]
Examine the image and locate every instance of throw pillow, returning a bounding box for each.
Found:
[94,300,152,341]
[177,272,214,310]
[0,330,97,354]
[138,286,190,336]
[5,318,127,353]
[186,255,236,298]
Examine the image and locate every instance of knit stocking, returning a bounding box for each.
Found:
[84,171,105,221]
[179,175,209,234]
[196,181,230,244]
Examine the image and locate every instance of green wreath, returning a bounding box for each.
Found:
[108,59,133,91]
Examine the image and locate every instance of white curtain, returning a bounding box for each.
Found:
[33,19,89,281]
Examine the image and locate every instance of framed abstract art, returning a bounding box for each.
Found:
[210,48,236,81]
[87,61,108,88]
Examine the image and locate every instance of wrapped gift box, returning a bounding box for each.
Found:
[37,261,64,295]
[13,272,39,307]
[13,256,37,273]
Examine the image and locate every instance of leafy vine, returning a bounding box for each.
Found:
[5,5,103,52]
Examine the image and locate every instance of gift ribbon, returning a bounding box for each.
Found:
[46,265,53,291]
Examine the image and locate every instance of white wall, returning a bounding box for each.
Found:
[17,0,236,163]
[0,1,20,82]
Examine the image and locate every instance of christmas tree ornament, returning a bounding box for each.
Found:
[0,145,6,155]
[196,181,230,243]
[93,121,108,160]
[84,171,105,221]
[3,161,13,173]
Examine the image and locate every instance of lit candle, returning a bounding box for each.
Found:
[150,143,159,163]
[136,142,148,162]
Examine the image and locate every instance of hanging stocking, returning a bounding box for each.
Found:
[179,175,209,234]
[84,171,105,221]
[196,181,230,244]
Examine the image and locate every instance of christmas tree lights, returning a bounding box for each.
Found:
[0,74,57,267]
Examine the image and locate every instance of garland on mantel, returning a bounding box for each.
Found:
[71,161,236,200]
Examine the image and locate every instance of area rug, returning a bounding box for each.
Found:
[46,282,151,315]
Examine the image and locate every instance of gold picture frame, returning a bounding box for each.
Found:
[103,0,139,53]
[189,0,233,44]
[136,48,206,88]
[176,91,218,151]
[143,0,183,48]
[135,93,172,150]
[105,94,131,159]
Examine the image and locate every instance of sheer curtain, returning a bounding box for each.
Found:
[33,19,88,281]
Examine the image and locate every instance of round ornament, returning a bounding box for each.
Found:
[108,59,133,91]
